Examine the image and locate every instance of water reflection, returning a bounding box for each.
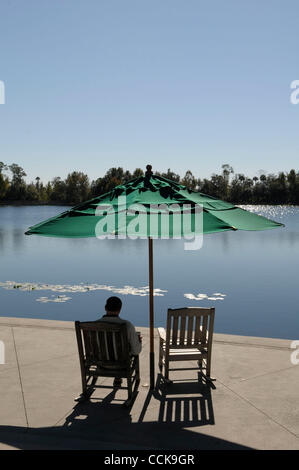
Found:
[0,229,5,252]
[12,228,24,252]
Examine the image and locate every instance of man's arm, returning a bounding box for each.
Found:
[126,322,142,356]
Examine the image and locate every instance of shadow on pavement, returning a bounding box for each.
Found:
[0,374,253,450]
[139,373,215,427]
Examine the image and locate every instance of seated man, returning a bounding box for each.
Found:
[99,296,142,387]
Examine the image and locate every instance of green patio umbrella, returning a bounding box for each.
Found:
[25,165,283,388]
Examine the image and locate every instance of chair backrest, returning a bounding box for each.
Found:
[75,320,130,369]
[165,307,215,349]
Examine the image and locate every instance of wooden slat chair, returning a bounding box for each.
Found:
[158,307,215,384]
[75,320,140,407]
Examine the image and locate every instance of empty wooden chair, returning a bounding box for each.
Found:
[75,320,140,407]
[158,307,215,384]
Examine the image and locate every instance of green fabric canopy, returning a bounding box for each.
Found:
[25,173,283,238]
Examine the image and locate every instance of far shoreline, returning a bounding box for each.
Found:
[0,201,298,207]
[0,201,73,206]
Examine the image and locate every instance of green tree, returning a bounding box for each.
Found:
[132,168,144,179]
[0,173,9,200]
[0,162,7,174]
[25,183,39,202]
[65,171,90,204]
[209,173,227,199]
[182,170,197,190]
[8,164,27,200]
[50,177,67,202]
[260,174,267,183]
[0,162,9,200]
[95,167,126,194]
[160,169,181,183]
[287,169,298,203]
[221,164,234,199]
[230,174,253,203]
[45,182,52,201]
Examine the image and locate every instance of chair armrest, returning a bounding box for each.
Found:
[158,327,166,342]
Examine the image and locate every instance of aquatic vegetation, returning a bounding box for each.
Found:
[0,280,168,301]
[36,295,72,303]
[0,281,226,304]
[184,292,226,301]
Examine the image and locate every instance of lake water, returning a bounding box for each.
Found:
[0,205,298,340]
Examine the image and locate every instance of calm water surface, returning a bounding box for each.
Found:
[0,205,298,339]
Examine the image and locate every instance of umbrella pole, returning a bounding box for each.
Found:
[148,237,155,389]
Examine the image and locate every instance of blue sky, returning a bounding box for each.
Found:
[0,0,298,183]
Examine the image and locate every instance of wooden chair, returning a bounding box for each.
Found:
[75,320,140,407]
[158,307,215,384]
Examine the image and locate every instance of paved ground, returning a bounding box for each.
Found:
[0,316,298,450]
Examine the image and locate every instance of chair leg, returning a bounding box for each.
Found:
[198,356,216,384]
[206,357,211,378]
[159,341,163,372]
[163,359,172,385]
[124,376,133,408]
[124,358,140,407]
[75,376,97,402]
[133,374,140,397]
[206,358,216,382]
[135,356,140,390]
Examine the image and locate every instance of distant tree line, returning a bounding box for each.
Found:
[0,162,299,205]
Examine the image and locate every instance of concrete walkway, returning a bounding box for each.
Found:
[0,316,298,450]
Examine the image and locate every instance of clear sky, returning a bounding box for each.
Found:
[0,0,298,183]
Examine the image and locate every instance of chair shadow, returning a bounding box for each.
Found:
[146,373,215,427]
[63,388,134,432]
[0,374,253,449]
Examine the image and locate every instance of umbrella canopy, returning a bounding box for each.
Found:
[25,168,283,238]
[25,166,284,388]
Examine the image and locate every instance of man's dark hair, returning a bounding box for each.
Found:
[105,296,122,312]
